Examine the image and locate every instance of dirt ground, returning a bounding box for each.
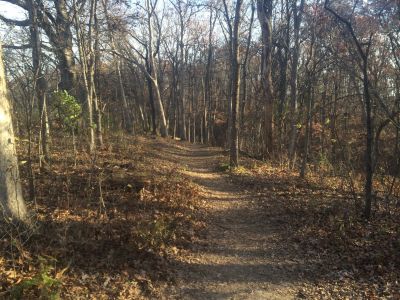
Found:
[152,140,304,299]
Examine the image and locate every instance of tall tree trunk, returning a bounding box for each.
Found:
[363,61,373,218]
[0,43,29,223]
[240,1,255,151]
[30,0,50,163]
[177,5,187,141]
[257,0,274,157]
[300,87,314,178]
[277,0,290,153]
[205,9,216,144]
[330,77,339,160]
[223,0,243,167]
[73,0,95,152]
[288,0,305,165]
[118,60,134,134]
[53,0,77,93]
[146,0,168,137]
[153,79,168,137]
[324,0,375,218]
[146,61,157,135]
[89,0,103,147]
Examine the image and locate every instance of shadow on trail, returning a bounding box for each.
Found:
[153,140,310,299]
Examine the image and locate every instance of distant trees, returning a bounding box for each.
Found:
[0,0,399,218]
[324,0,399,218]
[72,0,103,151]
[102,0,134,135]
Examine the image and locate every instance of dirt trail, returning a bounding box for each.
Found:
[156,140,303,300]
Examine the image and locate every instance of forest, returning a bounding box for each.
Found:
[0,0,399,298]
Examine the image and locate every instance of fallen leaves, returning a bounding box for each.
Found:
[227,157,400,299]
[1,134,203,299]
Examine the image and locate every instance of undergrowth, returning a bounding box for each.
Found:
[0,134,202,299]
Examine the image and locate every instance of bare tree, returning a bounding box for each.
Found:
[116,0,168,137]
[288,0,305,165]
[0,0,77,93]
[325,0,375,219]
[221,0,244,167]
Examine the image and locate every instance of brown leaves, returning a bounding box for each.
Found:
[226,157,400,299]
[5,134,202,299]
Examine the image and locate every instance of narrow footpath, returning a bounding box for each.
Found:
[155,141,304,300]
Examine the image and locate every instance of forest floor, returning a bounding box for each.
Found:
[155,141,301,299]
[154,138,400,299]
[1,135,399,299]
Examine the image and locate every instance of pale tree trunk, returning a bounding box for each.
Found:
[288,0,305,166]
[177,14,186,141]
[117,60,134,134]
[74,0,104,150]
[146,0,168,137]
[257,0,274,157]
[89,0,103,147]
[73,0,95,152]
[223,0,243,167]
[205,9,217,144]
[0,43,28,223]
[189,70,196,143]
[201,78,206,144]
[30,0,50,163]
[153,79,168,137]
[192,82,196,143]
[277,0,290,153]
[146,60,157,135]
[170,0,191,141]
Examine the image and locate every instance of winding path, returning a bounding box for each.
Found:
[154,140,303,300]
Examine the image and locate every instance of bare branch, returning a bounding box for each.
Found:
[0,14,30,26]
[3,43,31,49]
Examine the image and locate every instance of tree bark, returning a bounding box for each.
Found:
[0,43,29,223]
[257,0,274,157]
[146,0,168,137]
[288,0,305,165]
[205,9,217,144]
[73,0,95,152]
[223,0,243,167]
[240,1,255,151]
[52,0,77,93]
[89,0,103,147]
